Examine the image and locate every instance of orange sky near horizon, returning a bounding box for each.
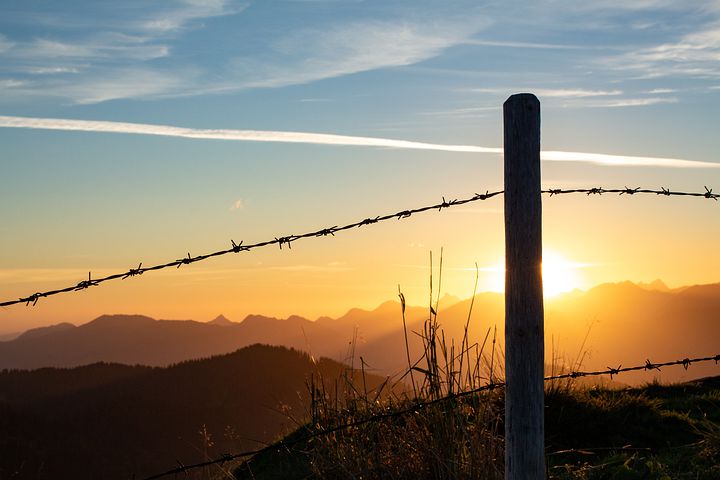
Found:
[2,176,718,335]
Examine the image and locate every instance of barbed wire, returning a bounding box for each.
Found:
[0,190,503,308]
[139,352,720,480]
[544,353,720,381]
[541,186,718,200]
[2,186,716,309]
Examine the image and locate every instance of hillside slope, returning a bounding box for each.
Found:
[0,344,392,480]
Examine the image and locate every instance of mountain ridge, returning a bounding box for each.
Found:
[1,281,718,384]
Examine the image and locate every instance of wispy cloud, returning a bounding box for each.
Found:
[462,39,587,50]
[0,115,717,168]
[0,11,487,103]
[216,17,490,92]
[473,88,679,109]
[580,97,678,108]
[230,199,244,211]
[0,79,27,89]
[0,1,244,103]
[603,23,720,79]
[645,88,676,94]
[474,87,623,98]
[138,0,241,33]
[25,66,83,75]
[44,69,193,104]
[536,88,623,98]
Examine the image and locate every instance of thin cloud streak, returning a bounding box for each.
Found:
[474,87,623,98]
[463,39,587,50]
[581,97,678,108]
[0,115,717,168]
[540,151,715,168]
[0,115,501,153]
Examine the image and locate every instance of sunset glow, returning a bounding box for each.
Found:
[485,250,587,298]
[542,251,586,297]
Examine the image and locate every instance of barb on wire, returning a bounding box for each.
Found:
[230,239,248,253]
[74,272,99,291]
[1,190,504,308]
[176,253,194,268]
[25,292,45,307]
[122,263,144,280]
[645,359,660,371]
[141,352,720,480]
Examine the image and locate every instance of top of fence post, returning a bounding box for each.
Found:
[503,93,545,480]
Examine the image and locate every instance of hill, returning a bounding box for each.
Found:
[0,344,394,480]
[1,282,718,383]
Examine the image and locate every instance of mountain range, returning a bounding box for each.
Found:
[1,281,719,384]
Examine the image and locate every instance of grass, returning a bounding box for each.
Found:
[234,378,720,480]
[234,258,719,479]
[545,380,720,479]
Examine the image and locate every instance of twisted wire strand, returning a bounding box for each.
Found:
[2,186,716,309]
[1,190,502,308]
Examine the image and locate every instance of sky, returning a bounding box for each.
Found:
[1,0,719,332]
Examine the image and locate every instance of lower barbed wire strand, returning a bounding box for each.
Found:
[139,352,719,480]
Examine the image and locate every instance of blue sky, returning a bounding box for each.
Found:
[1,0,719,330]
[2,1,720,150]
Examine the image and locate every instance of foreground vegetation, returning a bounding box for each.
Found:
[235,376,720,480]
[235,283,720,480]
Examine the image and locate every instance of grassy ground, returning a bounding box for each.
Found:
[545,376,720,479]
[234,376,720,479]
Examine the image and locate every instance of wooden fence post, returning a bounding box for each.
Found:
[504,93,545,480]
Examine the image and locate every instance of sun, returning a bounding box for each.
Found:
[541,251,582,297]
[484,250,585,298]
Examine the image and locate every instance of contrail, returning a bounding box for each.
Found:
[0,115,716,168]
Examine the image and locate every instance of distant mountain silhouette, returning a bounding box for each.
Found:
[208,314,234,326]
[344,282,720,383]
[0,302,428,371]
[15,322,75,341]
[637,279,671,292]
[1,282,718,383]
[0,331,20,342]
[0,344,392,480]
[541,281,720,383]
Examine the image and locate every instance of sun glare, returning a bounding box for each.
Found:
[542,251,582,297]
[484,250,585,298]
